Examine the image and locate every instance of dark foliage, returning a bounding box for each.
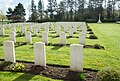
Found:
[89,34,98,39]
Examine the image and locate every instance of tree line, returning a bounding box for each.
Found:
[6,0,120,22]
[6,3,26,22]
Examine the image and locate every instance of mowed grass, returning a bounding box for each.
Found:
[85,23,120,70]
[0,23,120,70]
[0,71,62,81]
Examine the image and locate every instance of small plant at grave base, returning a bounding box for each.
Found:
[87,26,90,29]
[97,67,120,81]
[16,31,20,33]
[89,34,98,39]
[47,42,53,46]
[73,32,77,34]
[87,28,92,31]
[77,73,86,81]
[0,61,13,67]
[94,44,101,49]
[32,35,36,37]
[0,43,3,46]
[16,32,25,37]
[89,31,94,34]
[68,36,73,38]
[12,63,25,72]
[52,43,59,46]
[56,35,59,37]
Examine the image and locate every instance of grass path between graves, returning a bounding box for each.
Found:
[0,23,120,70]
[0,71,62,81]
[85,23,120,70]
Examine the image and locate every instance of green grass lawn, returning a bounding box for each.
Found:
[84,23,120,70]
[0,71,62,81]
[0,23,120,71]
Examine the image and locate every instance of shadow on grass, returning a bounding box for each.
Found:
[32,35,37,37]
[86,37,89,39]
[51,35,59,38]
[0,42,3,46]
[0,35,9,37]
[13,73,35,81]
[16,33,25,37]
[32,35,42,38]
[67,36,79,39]
[38,35,42,38]
[15,42,27,48]
[51,45,63,50]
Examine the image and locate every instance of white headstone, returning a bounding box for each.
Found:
[51,23,55,30]
[70,44,83,72]
[0,25,4,36]
[29,26,33,32]
[56,26,61,36]
[12,26,16,32]
[4,41,16,63]
[10,31,16,43]
[69,27,73,37]
[25,32,32,43]
[34,42,46,66]
[44,23,49,33]
[60,32,66,45]
[34,27,38,36]
[81,22,87,34]
[79,33,86,45]
[45,27,49,33]
[55,23,58,32]
[42,32,48,44]
[63,26,68,32]
[22,26,26,34]
[20,25,22,33]
[73,26,77,33]
[38,26,41,33]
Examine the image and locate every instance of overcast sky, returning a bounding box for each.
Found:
[0,0,49,19]
[0,0,120,20]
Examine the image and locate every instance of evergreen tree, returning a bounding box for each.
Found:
[47,0,53,19]
[13,3,26,16]
[74,0,77,20]
[107,0,113,19]
[88,0,94,19]
[58,1,65,20]
[47,0,58,19]
[29,0,38,21]
[38,0,44,20]
[77,0,85,20]
[29,5,38,21]
[31,0,35,13]
[6,3,26,22]
[62,0,68,20]
[68,0,75,20]
[13,3,26,21]
[6,7,13,20]
[118,3,120,18]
